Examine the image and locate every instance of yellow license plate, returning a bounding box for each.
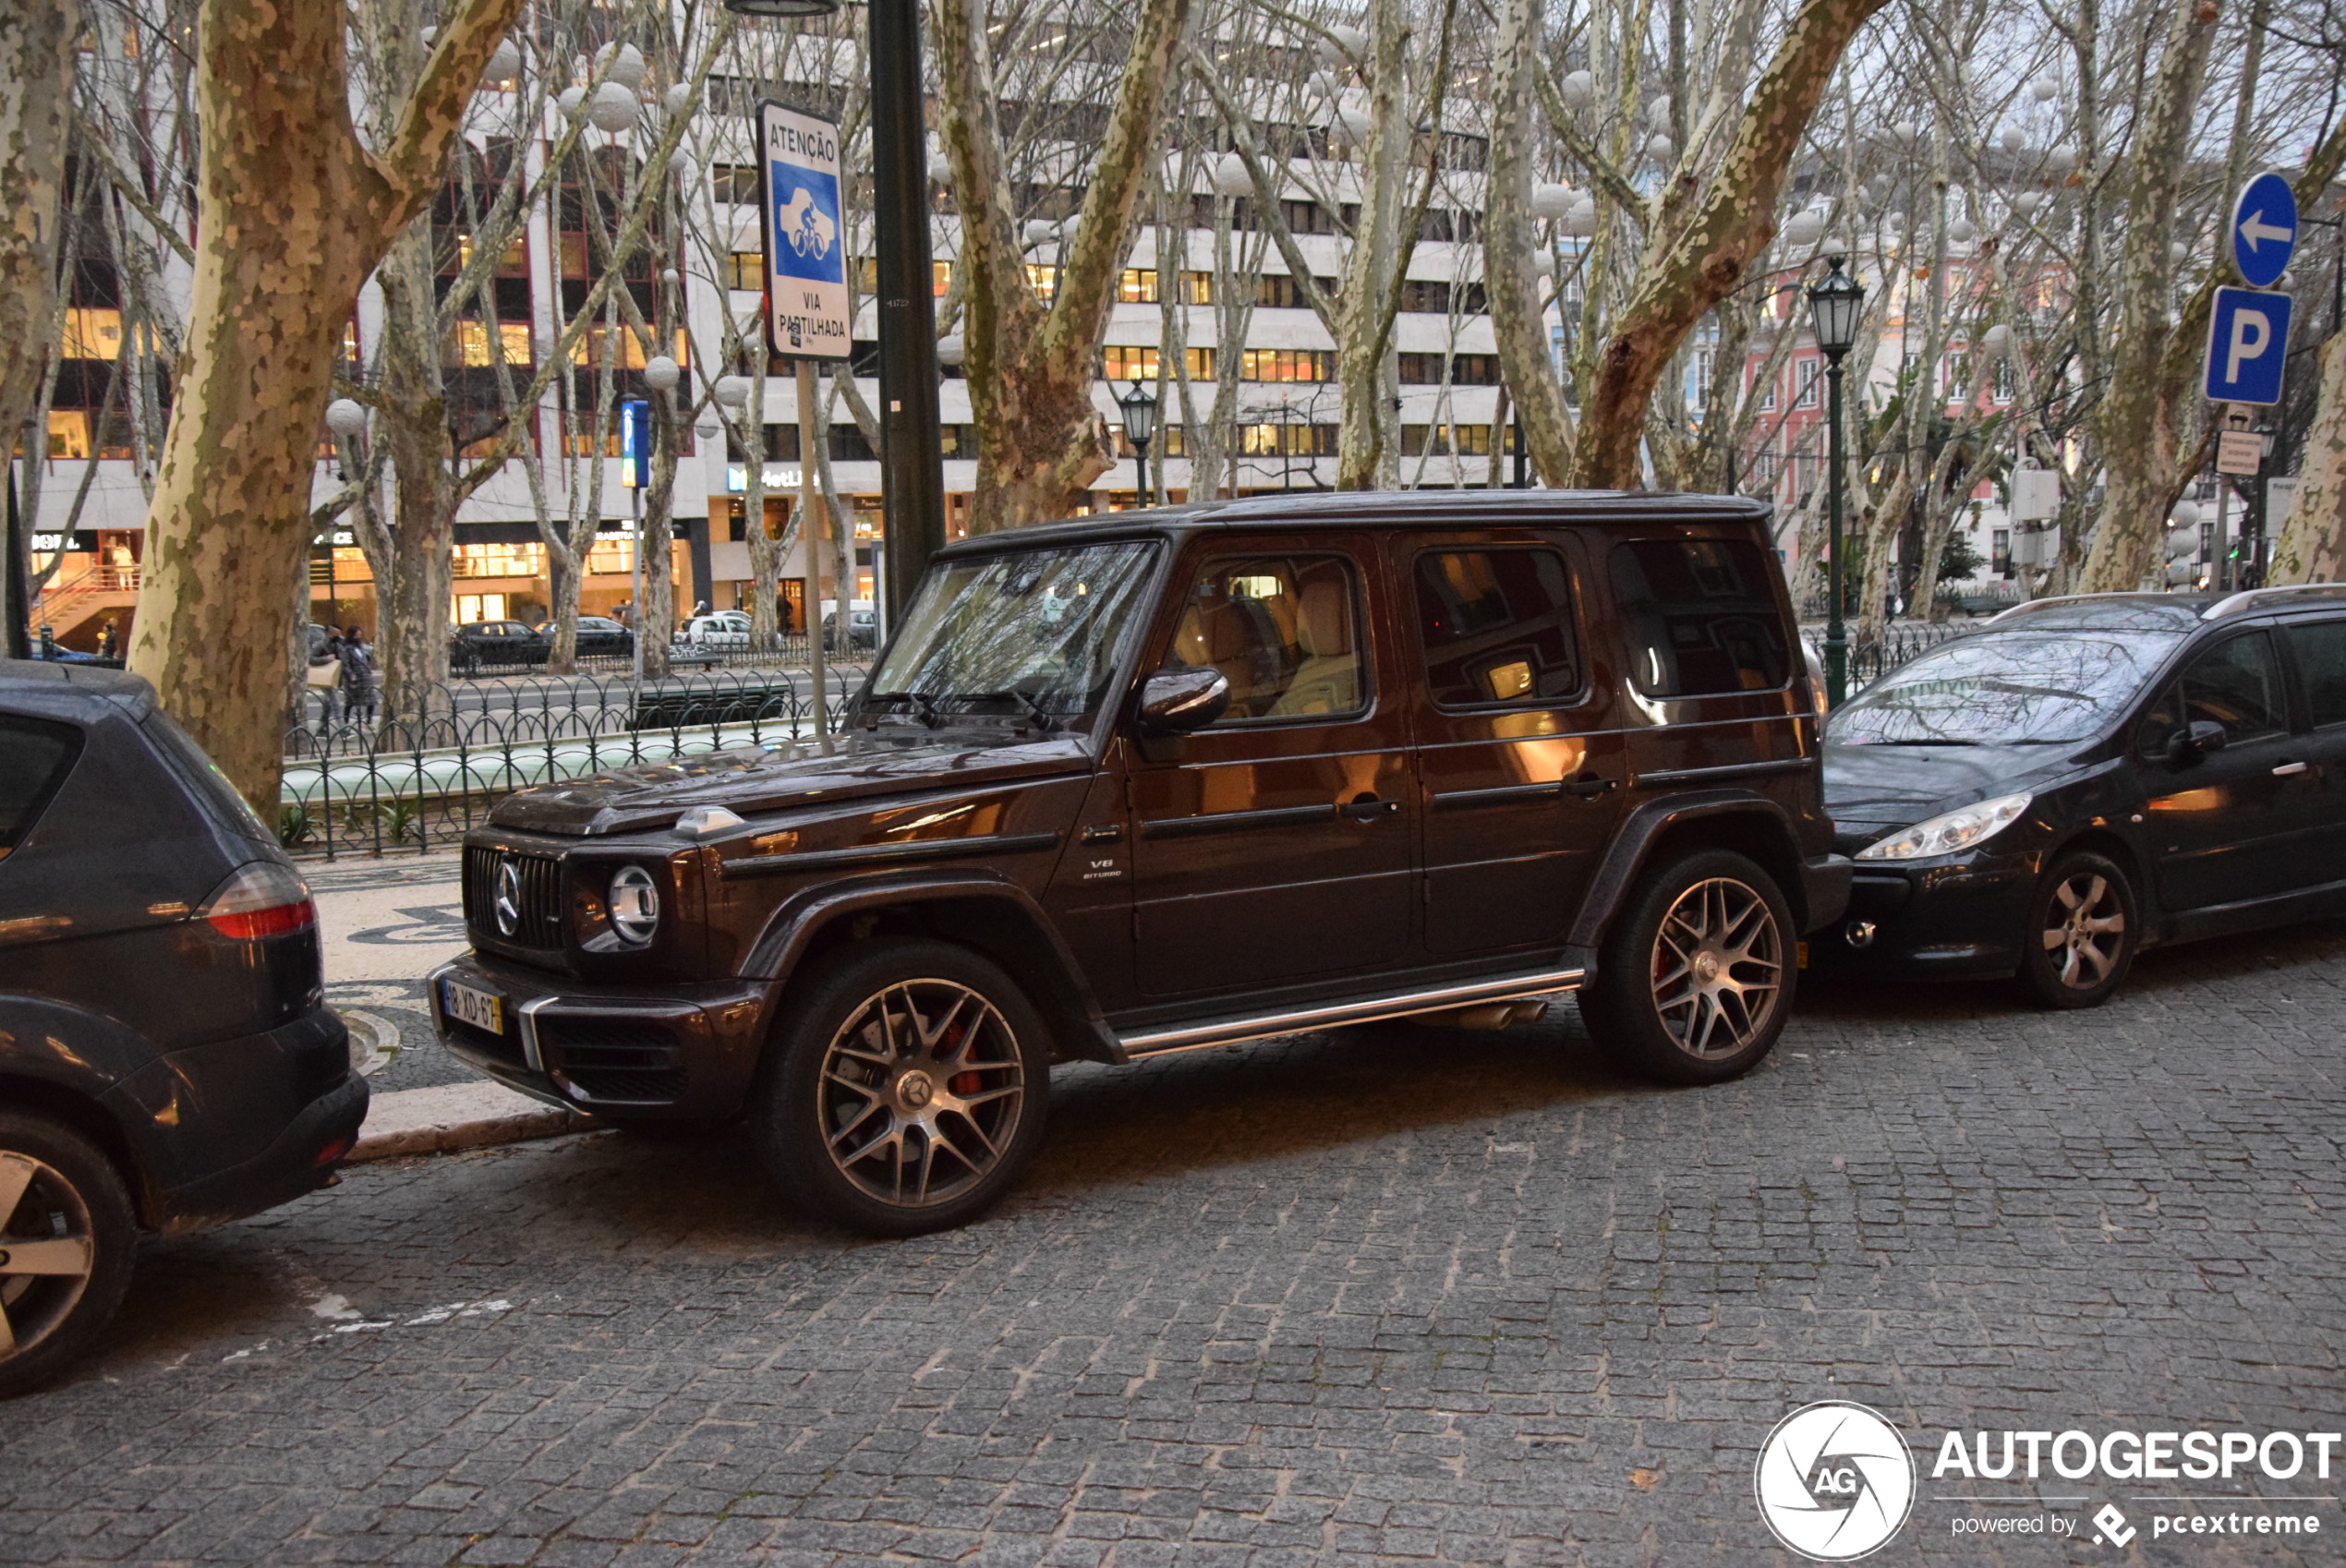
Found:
[441,978,504,1034]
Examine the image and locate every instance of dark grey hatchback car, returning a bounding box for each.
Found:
[0,661,369,1394]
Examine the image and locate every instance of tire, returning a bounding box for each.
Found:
[752,938,1052,1236]
[1579,850,1797,1084]
[2017,850,2137,1008]
[0,1113,137,1399]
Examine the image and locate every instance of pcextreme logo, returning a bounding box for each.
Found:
[1755,1402,1918,1561]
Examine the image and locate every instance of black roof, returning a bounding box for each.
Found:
[934,488,1773,557]
[1987,584,2346,633]
[0,657,155,718]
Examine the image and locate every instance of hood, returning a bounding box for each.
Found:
[1824,742,2083,836]
[490,724,1096,837]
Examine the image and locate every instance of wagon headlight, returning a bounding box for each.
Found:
[1856,792,2032,862]
[608,864,661,944]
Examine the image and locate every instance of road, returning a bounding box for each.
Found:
[4,862,2342,1563]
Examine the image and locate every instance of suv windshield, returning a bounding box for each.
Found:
[1829,628,2187,745]
[865,541,1160,722]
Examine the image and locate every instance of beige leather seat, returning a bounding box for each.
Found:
[1265,576,1360,717]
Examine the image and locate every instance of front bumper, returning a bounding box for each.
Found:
[1812,848,2040,979]
[427,954,772,1121]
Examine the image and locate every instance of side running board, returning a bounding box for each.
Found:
[1118,968,1587,1059]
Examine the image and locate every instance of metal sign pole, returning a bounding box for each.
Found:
[799,358,830,749]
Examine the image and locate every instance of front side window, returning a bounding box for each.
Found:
[2286,621,2346,729]
[1413,549,1579,707]
[2134,633,2285,754]
[1162,554,1367,722]
[0,716,81,856]
[1610,538,1789,697]
[866,541,1161,720]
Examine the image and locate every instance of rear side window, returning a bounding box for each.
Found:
[1609,538,1790,697]
[141,711,277,844]
[1412,549,1579,706]
[0,716,82,854]
[2287,621,2346,728]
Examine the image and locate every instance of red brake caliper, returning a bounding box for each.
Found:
[943,1022,983,1096]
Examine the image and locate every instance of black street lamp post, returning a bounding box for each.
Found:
[1805,254,1866,708]
[1119,380,1157,506]
[725,0,943,625]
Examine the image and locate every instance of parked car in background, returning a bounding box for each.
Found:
[0,661,368,1394]
[450,620,550,675]
[822,601,878,655]
[681,610,753,648]
[1822,586,2346,1007]
[535,616,635,659]
[432,491,1849,1236]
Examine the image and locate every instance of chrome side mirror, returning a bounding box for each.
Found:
[1136,666,1229,733]
[2165,719,2228,766]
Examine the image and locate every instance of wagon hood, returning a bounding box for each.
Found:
[489,727,1097,837]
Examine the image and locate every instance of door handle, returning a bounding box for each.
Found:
[2272,760,2310,777]
[1561,774,1618,798]
[1338,795,1400,821]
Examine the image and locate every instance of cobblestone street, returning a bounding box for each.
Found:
[3,897,2342,1565]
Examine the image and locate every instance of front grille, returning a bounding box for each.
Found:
[539,1017,686,1104]
[464,845,566,950]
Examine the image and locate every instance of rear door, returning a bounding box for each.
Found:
[2279,617,2346,893]
[1396,533,1626,957]
[2132,629,2324,911]
[1125,535,1417,998]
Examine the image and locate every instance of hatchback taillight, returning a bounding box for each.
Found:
[199,862,317,940]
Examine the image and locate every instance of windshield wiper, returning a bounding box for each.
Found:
[939,690,1059,731]
[861,691,939,729]
[1856,737,1986,746]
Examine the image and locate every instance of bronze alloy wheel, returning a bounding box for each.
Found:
[1581,849,1797,1085]
[0,1113,135,1398]
[1650,875,1785,1059]
[816,978,1028,1210]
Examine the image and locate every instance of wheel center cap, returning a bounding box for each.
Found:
[898,1070,936,1109]
[1692,950,1723,984]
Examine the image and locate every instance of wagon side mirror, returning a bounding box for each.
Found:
[1136,666,1230,733]
[2165,719,2228,766]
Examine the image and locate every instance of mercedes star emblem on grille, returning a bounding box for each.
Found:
[493,855,522,936]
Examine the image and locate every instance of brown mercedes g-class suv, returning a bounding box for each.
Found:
[432,491,1849,1233]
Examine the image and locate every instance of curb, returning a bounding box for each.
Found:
[348,1080,601,1163]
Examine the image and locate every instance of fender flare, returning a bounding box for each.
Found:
[0,994,175,1224]
[741,869,1122,1064]
[1566,790,1818,952]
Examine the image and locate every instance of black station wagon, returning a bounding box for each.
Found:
[433,492,1853,1233]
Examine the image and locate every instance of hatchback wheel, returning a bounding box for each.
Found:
[754,938,1051,1236]
[0,1113,136,1399]
[2018,850,2136,1008]
[1581,850,1796,1083]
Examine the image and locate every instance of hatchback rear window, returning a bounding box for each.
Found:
[1609,538,1789,696]
[0,716,82,854]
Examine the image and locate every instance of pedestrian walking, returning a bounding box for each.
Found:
[315,631,345,732]
[96,620,119,659]
[339,626,378,724]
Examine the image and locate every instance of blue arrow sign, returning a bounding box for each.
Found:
[2229,172,2297,288]
[621,398,650,488]
[2204,286,2293,405]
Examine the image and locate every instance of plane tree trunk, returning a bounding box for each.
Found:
[0,0,78,604]
[2271,332,2346,585]
[126,0,527,816]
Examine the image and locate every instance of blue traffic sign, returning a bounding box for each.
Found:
[2229,172,2297,288]
[621,398,650,488]
[2204,286,2293,405]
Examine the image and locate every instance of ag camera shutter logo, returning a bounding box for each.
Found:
[1755,1401,1917,1560]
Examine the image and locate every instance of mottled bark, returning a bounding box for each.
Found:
[2270,332,2346,585]
[127,0,527,816]
[937,0,1191,530]
[369,221,455,711]
[2077,0,2218,592]
[0,0,78,522]
[1567,0,1894,488]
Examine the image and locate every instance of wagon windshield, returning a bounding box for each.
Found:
[864,541,1162,722]
[1828,629,2185,746]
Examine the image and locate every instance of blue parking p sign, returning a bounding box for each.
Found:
[2204,286,2292,406]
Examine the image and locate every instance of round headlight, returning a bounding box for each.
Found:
[609,865,660,945]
